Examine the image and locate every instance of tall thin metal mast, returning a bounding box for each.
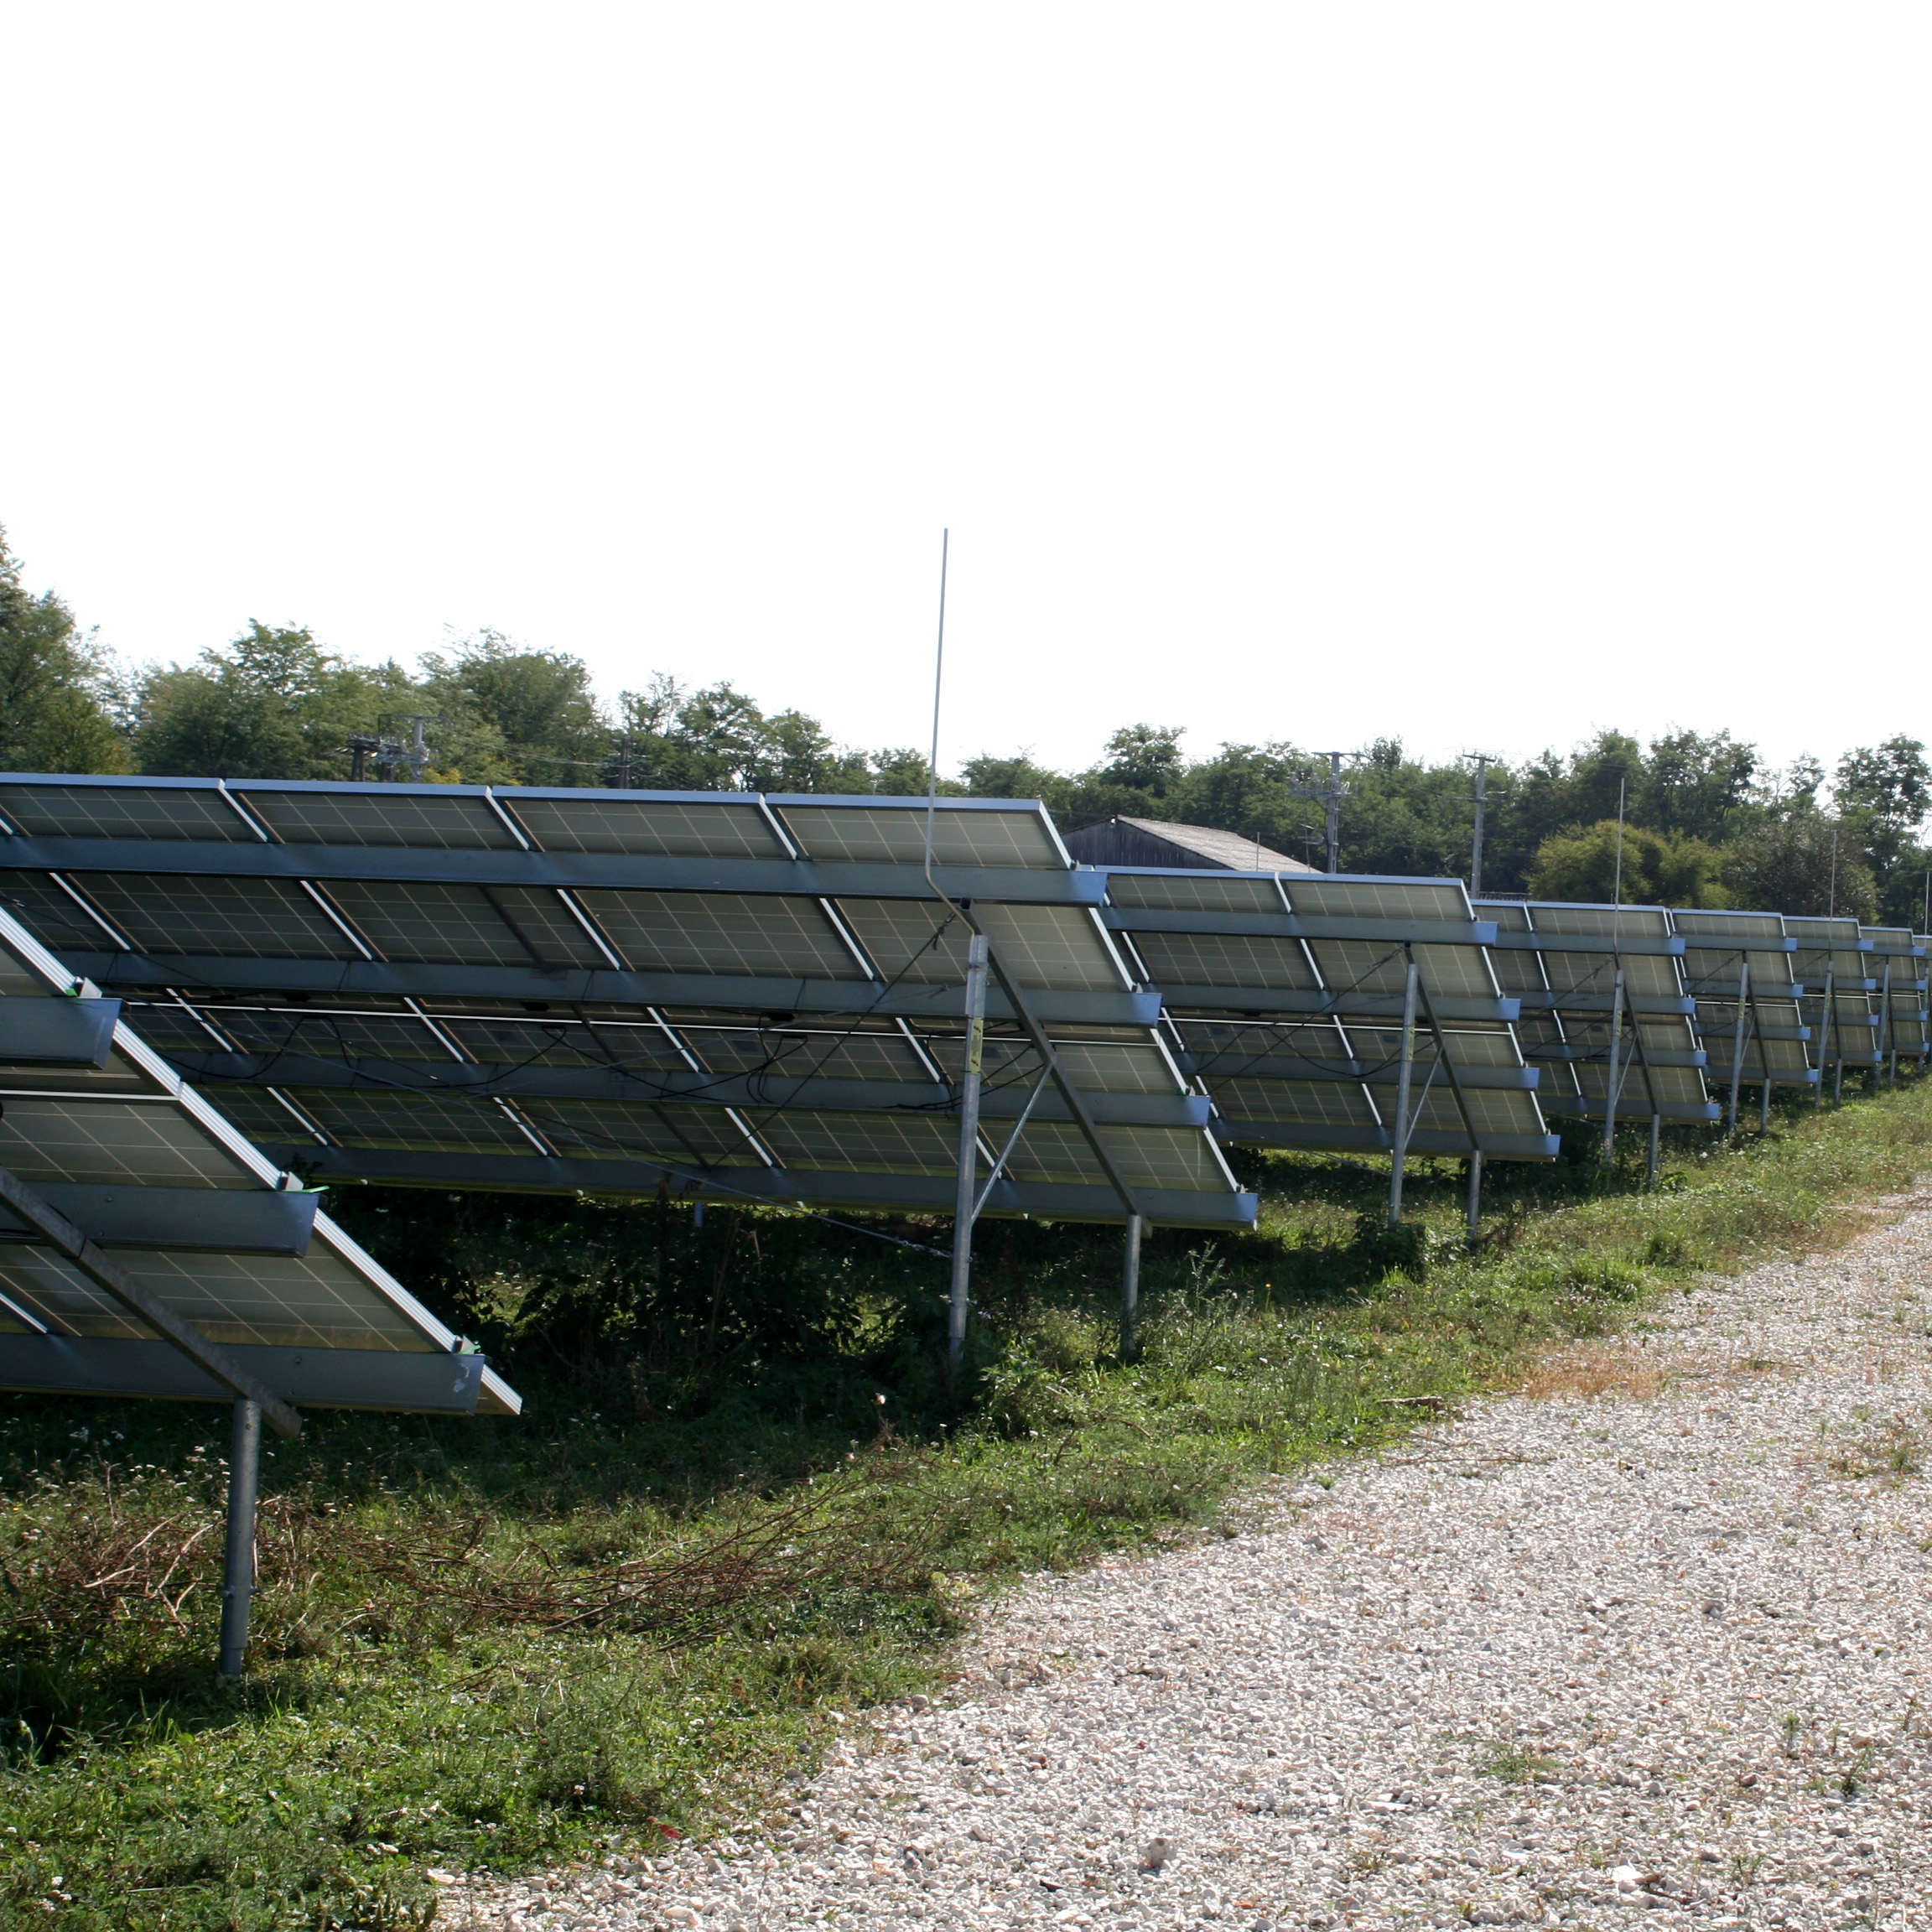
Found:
[923,531,949,891]
[1602,781,1627,1160]
[920,531,981,1370]
[1467,754,1493,898]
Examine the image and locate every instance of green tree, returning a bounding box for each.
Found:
[1832,735,1932,891]
[610,674,869,793]
[134,621,388,780]
[1644,729,1758,841]
[0,527,129,774]
[958,750,1071,808]
[1096,723,1187,797]
[1336,745,1493,880]
[1719,816,1878,921]
[864,746,938,795]
[1526,820,1728,907]
[418,631,608,787]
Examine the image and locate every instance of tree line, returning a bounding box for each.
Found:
[4,526,1928,922]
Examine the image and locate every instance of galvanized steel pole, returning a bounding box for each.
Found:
[219,1398,262,1677]
[1726,957,1748,1136]
[1815,965,1835,1108]
[948,933,989,1370]
[1387,960,1420,1226]
[1465,1150,1483,1241]
[1120,1213,1145,1361]
[1601,969,1625,1160]
[1468,756,1489,900]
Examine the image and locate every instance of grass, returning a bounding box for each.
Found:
[6,1078,1932,1928]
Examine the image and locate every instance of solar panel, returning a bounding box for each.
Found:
[1669,907,1816,1103]
[491,792,788,859]
[240,786,520,850]
[0,902,518,1420]
[773,798,1069,869]
[0,897,526,1677]
[1856,927,1929,1068]
[1903,935,1932,1061]
[1472,900,1718,1128]
[1103,868,1558,1163]
[0,778,1252,1231]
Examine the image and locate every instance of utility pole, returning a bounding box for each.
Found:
[1291,752,1351,873]
[613,735,636,789]
[398,716,439,783]
[1464,754,1496,898]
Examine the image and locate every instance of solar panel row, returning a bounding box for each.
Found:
[1102,869,1558,1163]
[0,901,520,1420]
[0,778,1256,1231]
[2,778,1922,1248]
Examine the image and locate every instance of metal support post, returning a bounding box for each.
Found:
[219,1398,263,1678]
[1749,969,1774,1131]
[1647,1114,1661,1183]
[1601,969,1625,1160]
[1815,966,1834,1108]
[1120,1214,1145,1361]
[948,934,989,1370]
[1387,961,1420,1226]
[1465,1150,1483,1241]
[1879,961,1894,1084]
[1725,957,1748,1137]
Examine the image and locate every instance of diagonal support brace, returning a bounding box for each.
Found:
[0,1167,303,1439]
[978,939,1145,1219]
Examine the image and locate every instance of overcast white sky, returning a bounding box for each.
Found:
[4,4,1927,782]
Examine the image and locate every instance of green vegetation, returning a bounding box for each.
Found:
[7,1078,1932,1929]
[7,522,1932,914]
[0,530,129,778]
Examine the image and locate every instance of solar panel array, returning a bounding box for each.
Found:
[0,778,1255,1229]
[1668,909,1818,1098]
[0,902,518,1418]
[1100,870,1557,1161]
[1783,916,1883,1084]
[1475,901,1718,1126]
[1862,926,1930,1068]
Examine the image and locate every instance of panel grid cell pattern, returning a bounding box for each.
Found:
[505,796,787,858]
[0,785,254,842]
[1104,868,1550,1160]
[1472,901,1713,1124]
[238,789,517,849]
[0,904,519,1410]
[582,891,862,979]
[80,875,352,960]
[0,780,1251,1225]
[775,803,1064,869]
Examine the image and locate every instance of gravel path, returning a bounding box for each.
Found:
[454,1191,1932,1931]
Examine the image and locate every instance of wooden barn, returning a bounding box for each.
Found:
[1062,816,1319,873]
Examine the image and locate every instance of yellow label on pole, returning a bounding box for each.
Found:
[965,1019,984,1076]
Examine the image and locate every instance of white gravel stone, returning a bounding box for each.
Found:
[451,1189,1932,1931]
